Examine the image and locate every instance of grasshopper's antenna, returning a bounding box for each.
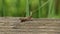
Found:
[30,12,32,16]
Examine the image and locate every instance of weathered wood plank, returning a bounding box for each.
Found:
[0,17,60,34]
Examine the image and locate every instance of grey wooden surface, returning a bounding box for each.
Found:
[0,17,60,34]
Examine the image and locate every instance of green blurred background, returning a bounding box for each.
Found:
[0,0,60,18]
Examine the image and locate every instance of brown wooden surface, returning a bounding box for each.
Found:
[0,17,60,34]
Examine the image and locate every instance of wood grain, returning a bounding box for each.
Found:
[0,17,60,34]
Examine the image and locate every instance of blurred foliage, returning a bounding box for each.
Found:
[0,0,60,18]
